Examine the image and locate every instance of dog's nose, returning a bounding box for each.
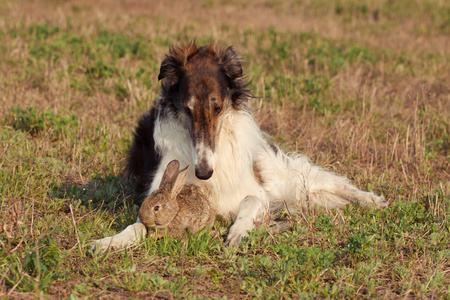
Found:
[195,168,213,180]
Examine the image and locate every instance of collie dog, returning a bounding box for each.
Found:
[93,42,387,250]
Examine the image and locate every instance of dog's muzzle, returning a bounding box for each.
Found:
[195,162,214,180]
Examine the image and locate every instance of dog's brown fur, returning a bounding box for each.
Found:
[156,42,252,179]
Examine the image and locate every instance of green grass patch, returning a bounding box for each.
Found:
[6,106,78,138]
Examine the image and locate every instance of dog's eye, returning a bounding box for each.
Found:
[214,105,222,115]
[154,206,159,212]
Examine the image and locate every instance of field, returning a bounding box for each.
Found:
[0,0,449,298]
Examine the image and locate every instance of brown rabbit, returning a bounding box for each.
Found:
[138,160,216,238]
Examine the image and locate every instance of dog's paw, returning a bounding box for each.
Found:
[89,233,139,253]
[369,193,389,208]
[224,223,250,247]
[224,234,242,247]
[88,236,115,254]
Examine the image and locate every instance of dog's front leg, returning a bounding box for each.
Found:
[91,218,147,252]
[225,195,266,246]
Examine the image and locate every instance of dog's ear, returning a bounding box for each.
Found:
[157,58,177,82]
[158,42,199,85]
[214,45,251,106]
[157,51,183,82]
[217,46,243,83]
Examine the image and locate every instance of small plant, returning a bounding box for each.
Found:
[27,23,60,41]
[85,59,118,79]
[114,81,130,101]
[54,173,135,211]
[6,236,61,292]
[7,106,78,138]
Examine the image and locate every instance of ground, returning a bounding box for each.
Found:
[0,0,449,298]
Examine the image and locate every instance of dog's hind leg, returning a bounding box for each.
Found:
[308,179,388,209]
[225,195,267,246]
[91,219,147,252]
[286,155,388,209]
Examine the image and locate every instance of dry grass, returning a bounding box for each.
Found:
[0,0,449,298]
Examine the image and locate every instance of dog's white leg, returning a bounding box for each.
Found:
[91,218,147,251]
[267,153,388,210]
[305,165,388,209]
[225,195,266,246]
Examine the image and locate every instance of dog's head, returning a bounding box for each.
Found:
[158,41,251,180]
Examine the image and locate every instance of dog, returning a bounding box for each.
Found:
[93,41,387,250]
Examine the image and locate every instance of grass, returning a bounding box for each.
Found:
[0,0,449,298]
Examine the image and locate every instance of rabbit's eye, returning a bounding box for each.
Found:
[154,206,159,212]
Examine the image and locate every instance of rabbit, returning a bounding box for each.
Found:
[138,159,216,239]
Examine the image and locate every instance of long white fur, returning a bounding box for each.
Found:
[93,99,387,250]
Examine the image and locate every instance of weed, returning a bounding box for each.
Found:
[6,106,78,138]
[5,236,61,292]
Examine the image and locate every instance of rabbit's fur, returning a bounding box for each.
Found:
[138,160,216,238]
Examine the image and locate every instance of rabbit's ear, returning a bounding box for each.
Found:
[160,160,181,188]
[170,165,189,197]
